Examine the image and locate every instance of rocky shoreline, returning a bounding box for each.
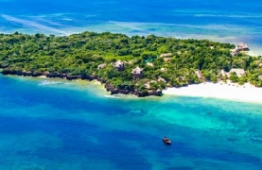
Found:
[0,69,162,97]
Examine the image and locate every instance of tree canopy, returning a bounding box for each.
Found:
[0,31,262,95]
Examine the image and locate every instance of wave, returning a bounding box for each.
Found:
[1,14,69,35]
[104,95,119,98]
[193,14,262,19]
[250,136,262,143]
[104,95,115,98]
[38,80,63,86]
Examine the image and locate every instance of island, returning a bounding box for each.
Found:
[0,31,262,97]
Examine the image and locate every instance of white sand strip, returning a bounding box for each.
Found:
[163,82,262,103]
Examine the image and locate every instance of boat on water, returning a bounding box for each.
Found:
[163,137,171,145]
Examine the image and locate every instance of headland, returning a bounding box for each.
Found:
[0,31,262,99]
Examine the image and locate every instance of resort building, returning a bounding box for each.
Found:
[159,53,173,62]
[157,77,166,82]
[195,70,204,80]
[229,68,246,77]
[97,63,106,69]
[146,62,154,67]
[132,66,143,79]
[113,60,125,71]
[220,69,227,78]
[237,43,249,51]
[159,53,172,58]
[144,80,157,89]
[231,42,250,56]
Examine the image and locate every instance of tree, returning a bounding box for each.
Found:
[229,72,238,82]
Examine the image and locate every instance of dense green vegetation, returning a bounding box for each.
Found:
[0,31,262,95]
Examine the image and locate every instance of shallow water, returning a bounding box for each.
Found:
[0,74,262,169]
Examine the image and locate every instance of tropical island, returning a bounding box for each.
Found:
[0,31,262,97]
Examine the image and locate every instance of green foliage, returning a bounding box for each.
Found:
[0,31,261,93]
[211,74,218,83]
[238,76,247,85]
[229,72,239,82]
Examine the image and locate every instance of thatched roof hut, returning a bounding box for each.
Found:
[97,63,106,69]
[220,69,227,77]
[144,80,157,89]
[113,60,125,70]
[159,53,172,58]
[131,66,143,75]
[195,70,203,79]
[146,62,154,67]
[157,77,166,82]
[132,66,143,79]
[229,68,246,77]
[237,43,249,51]
[231,42,250,56]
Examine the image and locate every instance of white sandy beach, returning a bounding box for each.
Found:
[163,81,262,104]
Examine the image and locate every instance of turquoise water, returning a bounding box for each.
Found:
[1,74,262,169]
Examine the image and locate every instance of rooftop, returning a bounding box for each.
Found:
[237,42,249,48]
[97,63,106,69]
[114,60,124,68]
[132,66,143,74]
[159,53,172,58]
[229,68,246,77]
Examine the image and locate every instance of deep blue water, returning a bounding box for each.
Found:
[1,74,262,169]
[0,0,262,55]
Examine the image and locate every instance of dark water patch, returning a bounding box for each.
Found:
[167,167,194,170]
[227,137,238,142]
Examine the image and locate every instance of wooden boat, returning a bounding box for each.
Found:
[163,137,171,145]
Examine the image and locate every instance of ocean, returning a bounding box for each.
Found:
[0,0,262,55]
[1,0,262,169]
[1,74,262,170]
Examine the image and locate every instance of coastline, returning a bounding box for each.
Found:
[3,73,262,104]
[1,31,261,99]
[0,70,162,97]
[0,74,163,101]
[163,81,262,104]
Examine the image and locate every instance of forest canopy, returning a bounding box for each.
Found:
[0,31,262,96]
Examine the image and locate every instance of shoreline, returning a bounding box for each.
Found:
[163,81,262,104]
[1,74,163,101]
[0,71,162,97]
[2,73,262,104]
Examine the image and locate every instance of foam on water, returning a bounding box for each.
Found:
[38,80,63,86]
